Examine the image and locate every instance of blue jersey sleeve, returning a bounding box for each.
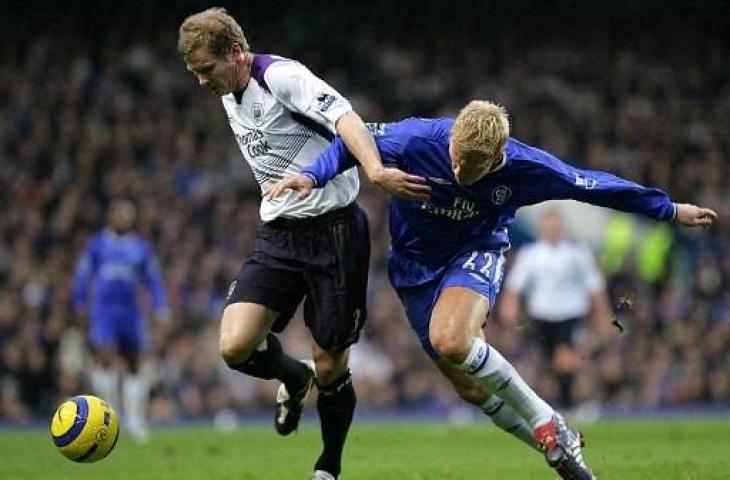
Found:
[140,242,168,312]
[524,151,676,221]
[301,137,357,187]
[301,122,407,187]
[72,238,96,311]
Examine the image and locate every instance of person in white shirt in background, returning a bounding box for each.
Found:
[500,209,613,411]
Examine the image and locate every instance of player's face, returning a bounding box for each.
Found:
[449,141,493,185]
[185,44,242,96]
[539,212,564,242]
[108,202,136,233]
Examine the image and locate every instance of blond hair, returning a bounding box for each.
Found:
[178,7,249,58]
[451,100,510,165]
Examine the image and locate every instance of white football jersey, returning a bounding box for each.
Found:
[505,239,605,322]
[221,54,359,221]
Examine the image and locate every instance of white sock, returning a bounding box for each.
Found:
[480,395,539,450]
[90,368,120,410]
[122,374,150,436]
[460,337,553,429]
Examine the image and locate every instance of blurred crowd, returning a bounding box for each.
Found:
[1,1,728,424]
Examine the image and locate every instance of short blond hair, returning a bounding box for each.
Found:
[178,7,249,58]
[451,100,510,164]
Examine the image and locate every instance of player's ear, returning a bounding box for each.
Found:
[230,42,243,58]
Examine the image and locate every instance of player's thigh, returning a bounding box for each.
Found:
[116,313,148,372]
[434,357,490,405]
[92,344,119,368]
[429,248,505,349]
[304,205,370,354]
[219,302,279,360]
[429,287,490,359]
[221,255,307,360]
[310,342,349,386]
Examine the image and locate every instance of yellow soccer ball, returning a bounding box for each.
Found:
[50,395,120,463]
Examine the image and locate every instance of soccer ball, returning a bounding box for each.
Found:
[50,394,120,463]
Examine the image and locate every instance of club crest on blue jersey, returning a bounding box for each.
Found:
[491,185,512,205]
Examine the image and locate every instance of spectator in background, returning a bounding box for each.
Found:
[500,209,613,409]
[72,199,169,442]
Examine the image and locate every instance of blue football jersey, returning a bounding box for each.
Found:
[72,229,168,315]
[303,118,676,288]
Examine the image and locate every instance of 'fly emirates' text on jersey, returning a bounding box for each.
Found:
[222,54,359,221]
[303,118,676,288]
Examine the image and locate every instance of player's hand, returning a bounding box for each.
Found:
[369,167,431,202]
[263,174,315,201]
[674,203,717,227]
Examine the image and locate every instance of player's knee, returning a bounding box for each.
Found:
[313,352,348,387]
[553,346,578,373]
[430,329,470,364]
[219,334,254,367]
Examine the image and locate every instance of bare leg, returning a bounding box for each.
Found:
[429,287,553,429]
[434,358,538,450]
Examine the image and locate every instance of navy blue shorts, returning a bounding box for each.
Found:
[395,248,506,359]
[89,305,148,354]
[226,203,370,354]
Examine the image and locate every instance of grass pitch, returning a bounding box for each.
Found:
[1,418,729,479]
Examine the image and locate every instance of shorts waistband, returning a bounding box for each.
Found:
[264,203,357,229]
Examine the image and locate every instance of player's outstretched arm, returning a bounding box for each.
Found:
[369,167,431,201]
[674,203,718,227]
[336,112,430,201]
[263,174,315,200]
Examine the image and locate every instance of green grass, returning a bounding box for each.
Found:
[2,418,729,479]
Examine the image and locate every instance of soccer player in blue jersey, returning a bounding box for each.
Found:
[266,100,717,480]
[72,199,169,442]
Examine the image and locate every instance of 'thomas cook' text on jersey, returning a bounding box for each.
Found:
[222,54,359,222]
[304,118,676,288]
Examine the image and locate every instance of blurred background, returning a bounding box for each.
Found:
[1,0,728,426]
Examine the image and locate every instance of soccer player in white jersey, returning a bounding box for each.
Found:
[501,209,613,409]
[177,8,429,480]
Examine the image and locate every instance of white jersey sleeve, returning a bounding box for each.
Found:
[264,60,352,132]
